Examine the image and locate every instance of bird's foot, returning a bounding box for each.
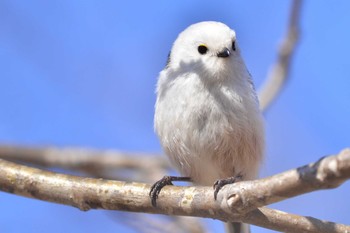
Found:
[213,173,243,200]
[149,176,191,207]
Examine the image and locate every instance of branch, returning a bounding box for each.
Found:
[0,145,205,233]
[258,0,302,111]
[111,213,206,233]
[0,145,170,181]
[0,145,168,170]
[245,207,350,233]
[218,148,350,214]
[1,148,349,233]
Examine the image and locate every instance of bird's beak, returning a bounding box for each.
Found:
[217,48,230,58]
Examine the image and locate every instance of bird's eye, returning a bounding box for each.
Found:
[232,41,236,51]
[198,45,208,55]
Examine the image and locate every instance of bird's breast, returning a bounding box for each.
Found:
[155,73,264,184]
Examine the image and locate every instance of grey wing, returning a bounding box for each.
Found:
[165,51,171,69]
[246,68,260,105]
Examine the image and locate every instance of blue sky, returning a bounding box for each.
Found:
[0,1,349,232]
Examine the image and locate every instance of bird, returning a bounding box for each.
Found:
[150,21,264,233]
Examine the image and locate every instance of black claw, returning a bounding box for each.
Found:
[149,176,191,207]
[149,176,174,207]
[213,173,243,200]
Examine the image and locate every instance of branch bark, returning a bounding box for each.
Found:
[1,148,349,233]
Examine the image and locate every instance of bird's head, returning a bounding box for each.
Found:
[167,21,244,80]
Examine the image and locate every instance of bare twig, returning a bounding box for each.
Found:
[0,145,170,182]
[1,148,349,233]
[110,213,206,233]
[245,207,350,233]
[258,0,302,111]
[0,145,168,170]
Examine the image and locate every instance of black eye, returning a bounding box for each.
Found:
[232,41,236,51]
[198,45,208,55]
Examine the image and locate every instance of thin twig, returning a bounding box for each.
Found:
[0,145,170,182]
[0,145,168,170]
[245,207,350,233]
[258,0,302,111]
[110,213,206,233]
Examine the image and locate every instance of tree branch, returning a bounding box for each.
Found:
[0,146,203,233]
[1,148,349,233]
[258,0,302,111]
[245,207,350,233]
[0,145,168,170]
[219,148,350,215]
[0,145,170,181]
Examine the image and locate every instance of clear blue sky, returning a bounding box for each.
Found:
[0,1,349,233]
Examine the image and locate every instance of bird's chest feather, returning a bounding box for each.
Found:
[181,78,244,123]
[165,76,250,149]
[155,73,263,183]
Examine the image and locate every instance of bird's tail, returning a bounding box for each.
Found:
[225,222,250,233]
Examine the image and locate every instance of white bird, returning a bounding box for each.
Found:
[150,21,264,233]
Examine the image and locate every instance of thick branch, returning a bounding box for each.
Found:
[0,149,349,233]
[218,148,350,214]
[258,0,302,111]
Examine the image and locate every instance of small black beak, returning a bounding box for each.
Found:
[217,48,230,58]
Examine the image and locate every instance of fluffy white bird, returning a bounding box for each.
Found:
[151,21,264,233]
